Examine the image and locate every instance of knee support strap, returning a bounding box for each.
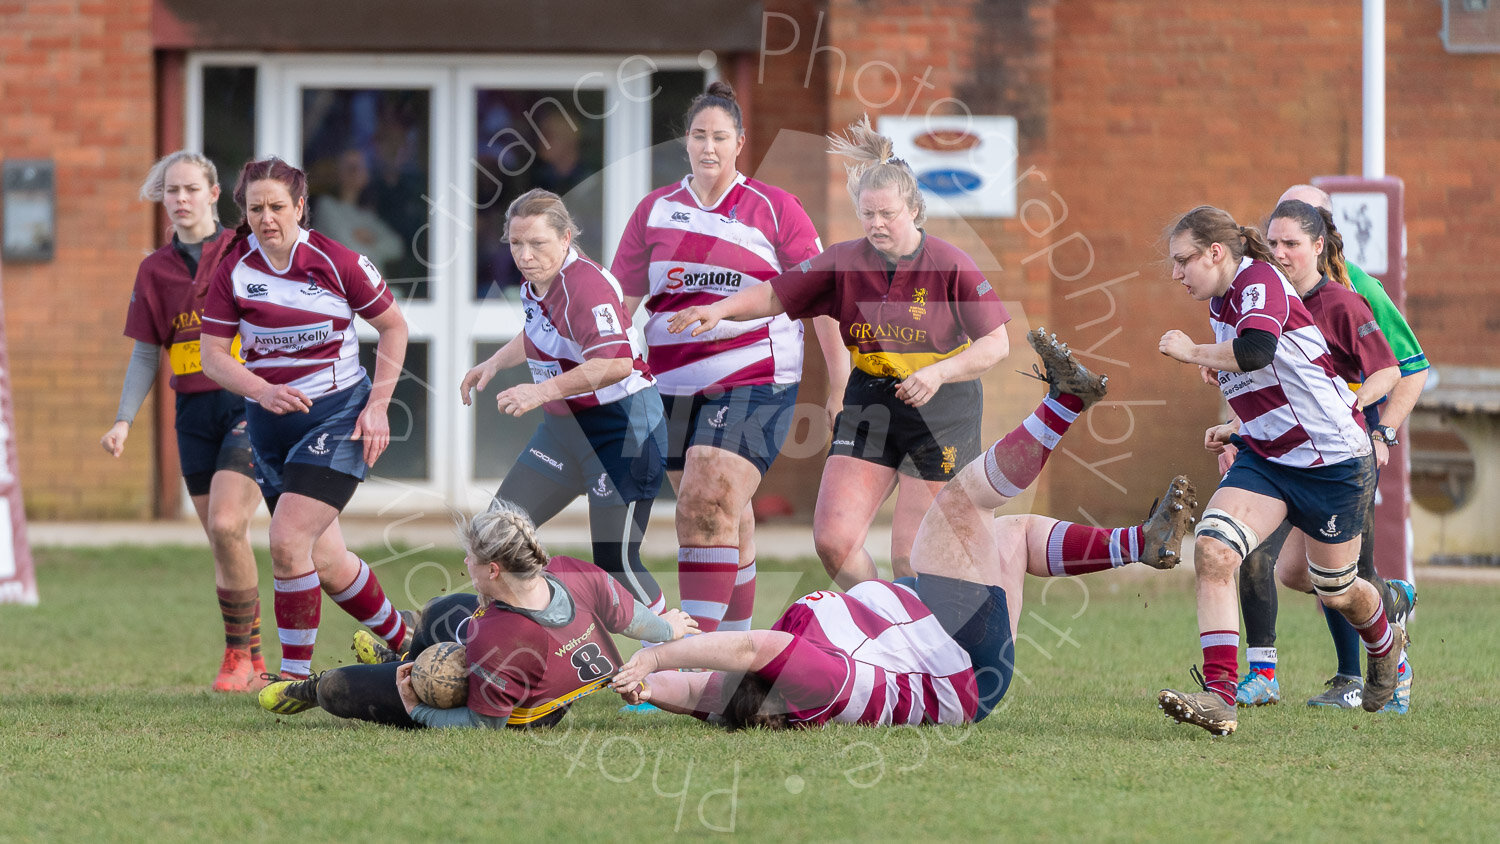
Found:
[1195,508,1260,560]
[1308,560,1359,597]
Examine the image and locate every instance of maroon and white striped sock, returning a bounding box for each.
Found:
[1352,601,1395,658]
[1199,629,1240,705]
[983,394,1085,501]
[678,546,738,633]
[1043,521,1143,576]
[327,558,408,650]
[272,572,321,678]
[720,561,757,632]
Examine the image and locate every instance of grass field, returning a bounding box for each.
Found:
[3,544,1498,842]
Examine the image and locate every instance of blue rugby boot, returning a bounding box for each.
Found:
[1235,671,1281,707]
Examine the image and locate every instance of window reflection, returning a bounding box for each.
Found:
[201,66,257,228]
[359,340,429,480]
[649,70,708,189]
[470,342,542,479]
[303,88,431,300]
[473,90,605,299]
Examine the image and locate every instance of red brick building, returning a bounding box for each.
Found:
[2,0,1496,538]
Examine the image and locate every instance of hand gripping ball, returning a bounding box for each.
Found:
[411,642,469,709]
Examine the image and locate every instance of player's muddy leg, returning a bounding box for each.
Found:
[316,663,417,728]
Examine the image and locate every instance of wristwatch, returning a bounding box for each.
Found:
[1370,424,1399,446]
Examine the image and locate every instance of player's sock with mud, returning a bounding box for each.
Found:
[678,546,738,632]
[719,560,756,632]
[983,394,1084,500]
[1200,629,1239,705]
[327,558,408,649]
[273,571,322,678]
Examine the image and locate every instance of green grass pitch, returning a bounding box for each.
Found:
[2,544,1497,841]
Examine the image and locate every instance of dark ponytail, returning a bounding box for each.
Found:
[1317,207,1352,289]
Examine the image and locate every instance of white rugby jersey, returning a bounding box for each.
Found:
[610,173,822,395]
[202,228,393,399]
[1210,257,1371,467]
[759,580,978,727]
[521,249,654,416]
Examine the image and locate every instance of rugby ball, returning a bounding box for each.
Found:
[411,642,468,709]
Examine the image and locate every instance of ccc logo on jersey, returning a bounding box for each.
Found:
[246,283,269,297]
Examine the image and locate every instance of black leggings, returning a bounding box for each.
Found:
[316,593,482,727]
[497,463,661,607]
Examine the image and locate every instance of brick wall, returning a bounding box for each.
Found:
[1049,0,1500,526]
[809,0,1070,517]
[735,0,835,517]
[1388,0,1500,355]
[0,0,157,517]
[1047,2,1373,523]
[4,0,1493,523]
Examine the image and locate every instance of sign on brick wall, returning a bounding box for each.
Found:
[881,115,1019,218]
[0,274,37,605]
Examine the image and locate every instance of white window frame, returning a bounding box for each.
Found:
[185,52,704,516]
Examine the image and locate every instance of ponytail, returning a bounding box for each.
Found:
[1171,205,1272,268]
[462,499,550,579]
[827,115,926,227]
[1238,224,1277,266]
[1317,207,1352,289]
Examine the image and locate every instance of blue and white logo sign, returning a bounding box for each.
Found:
[879,115,1018,219]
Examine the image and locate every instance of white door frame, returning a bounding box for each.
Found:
[185,52,699,516]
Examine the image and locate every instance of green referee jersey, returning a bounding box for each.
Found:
[1348,261,1429,375]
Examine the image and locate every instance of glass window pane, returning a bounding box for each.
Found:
[201,65,257,227]
[469,341,543,481]
[302,88,431,300]
[650,70,707,188]
[473,89,606,300]
[359,340,429,480]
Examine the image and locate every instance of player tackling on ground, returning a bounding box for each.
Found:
[609,329,1200,727]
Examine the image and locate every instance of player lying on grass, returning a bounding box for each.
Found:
[257,502,697,728]
[609,329,1200,728]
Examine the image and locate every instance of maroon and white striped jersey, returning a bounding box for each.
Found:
[756,580,977,726]
[610,174,822,396]
[522,249,654,416]
[202,228,393,399]
[1210,258,1371,467]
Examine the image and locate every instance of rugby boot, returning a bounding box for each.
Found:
[1307,674,1363,708]
[1138,475,1199,570]
[1158,667,1237,736]
[1025,328,1109,410]
[1386,579,1417,635]
[1234,671,1281,707]
[258,674,322,715]
[1379,656,1412,714]
[1362,626,1408,712]
[211,648,257,693]
[353,629,402,665]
